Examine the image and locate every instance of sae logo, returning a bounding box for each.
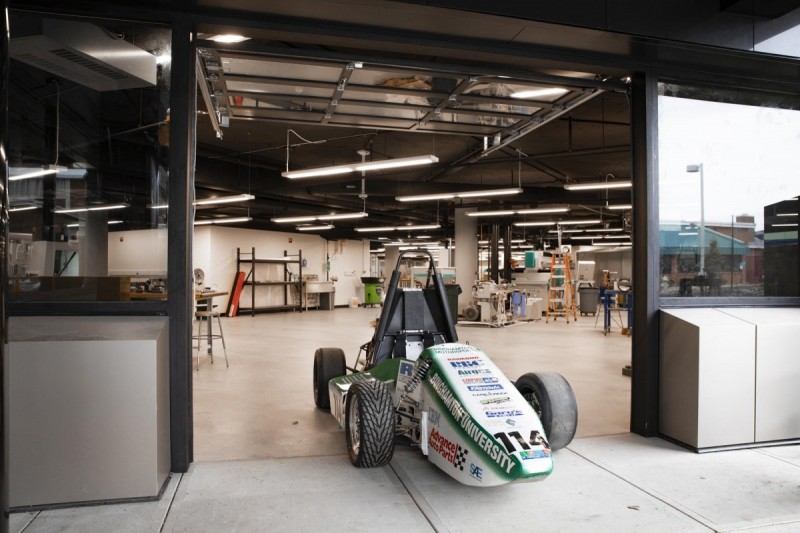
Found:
[469,463,483,482]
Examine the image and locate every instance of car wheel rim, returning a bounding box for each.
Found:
[522,388,542,418]
[348,395,361,456]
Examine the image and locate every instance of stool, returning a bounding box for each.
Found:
[194,308,229,370]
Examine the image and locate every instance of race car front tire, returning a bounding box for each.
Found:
[313,347,346,409]
[514,372,578,451]
[345,380,395,467]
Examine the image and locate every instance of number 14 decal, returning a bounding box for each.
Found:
[493,430,549,453]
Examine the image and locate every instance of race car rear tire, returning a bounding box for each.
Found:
[345,380,395,467]
[514,372,578,451]
[313,347,346,409]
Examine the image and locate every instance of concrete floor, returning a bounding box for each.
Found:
[12,307,800,531]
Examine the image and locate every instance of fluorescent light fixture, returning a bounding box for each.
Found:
[678,232,698,236]
[355,224,440,232]
[370,248,386,253]
[354,155,439,172]
[516,206,570,215]
[398,187,521,203]
[399,245,442,250]
[607,204,633,210]
[283,155,438,179]
[592,242,632,247]
[66,220,121,227]
[9,205,39,212]
[54,203,128,214]
[511,87,569,99]
[468,205,569,217]
[570,235,597,240]
[467,210,516,217]
[273,212,367,223]
[208,34,250,43]
[776,212,798,217]
[556,219,602,225]
[514,221,556,227]
[602,235,632,239]
[108,220,123,225]
[773,223,799,227]
[355,226,397,233]
[195,194,255,206]
[564,180,632,191]
[297,224,334,231]
[194,216,252,226]
[317,212,368,221]
[148,203,169,210]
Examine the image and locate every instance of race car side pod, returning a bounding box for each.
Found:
[397,358,433,408]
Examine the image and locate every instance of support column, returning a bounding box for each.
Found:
[490,223,500,283]
[503,224,512,282]
[79,211,109,276]
[1,0,9,527]
[631,72,660,437]
[454,208,477,312]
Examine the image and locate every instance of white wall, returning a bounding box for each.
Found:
[576,247,633,284]
[193,226,369,310]
[108,228,168,276]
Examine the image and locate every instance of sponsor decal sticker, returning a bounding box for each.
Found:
[467,384,503,392]
[469,463,484,482]
[450,360,484,368]
[480,396,511,405]
[506,419,517,427]
[462,377,499,384]
[486,410,524,418]
[429,427,469,471]
[520,449,551,460]
[428,408,442,428]
[457,369,493,376]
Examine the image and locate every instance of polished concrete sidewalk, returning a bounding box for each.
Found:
[11,433,800,532]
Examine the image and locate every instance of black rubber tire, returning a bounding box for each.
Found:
[514,372,578,450]
[313,347,346,409]
[345,380,395,467]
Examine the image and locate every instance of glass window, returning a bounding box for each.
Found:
[658,83,799,298]
[7,13,171,303]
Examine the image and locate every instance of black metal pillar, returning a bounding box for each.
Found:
[503,224,512,281]
[168,20,195,472]
[490,223,500,283]
[630,72,660,437]
[1,0,9,528]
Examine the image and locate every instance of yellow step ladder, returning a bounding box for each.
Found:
[546,252,578,323]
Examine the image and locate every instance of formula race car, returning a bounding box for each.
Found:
[313,251,578,486]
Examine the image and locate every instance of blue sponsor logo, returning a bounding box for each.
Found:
[485,410,524,418]
[450,360,481,368]
[398,361,415,378]
[469,463,483,482]
[467,384,503,392]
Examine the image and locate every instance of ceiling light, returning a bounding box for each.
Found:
[194,216,253,226]
[316,212,368,221]
[9,205,39,212]
[607,204,633,210]
[283,155,438,179]
[514,221,557,227]
[776,212,798,217]
[148,203,169,210]
[398,187,521,203]
[564,180,632,191]
[678,232,698,236]
[468,205,570,217]
[355,224,440,232]
[510,87,569,99]
[54,203,128,214]
[297,224,334,231]
[10,166,59,181]
[602,234,631,239]
[592,242,632,246]
[370,248,386,253]
[65,220,123,228]
[547,229,584,234]
[556,219,602,225]
[773,223,799,227]
[272,212,367,223]
[195,194,255,206]
[570,235,597,240]
[207,34,250,43]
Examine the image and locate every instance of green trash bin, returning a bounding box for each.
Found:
[444,284,462,324]
[361,277,384,307]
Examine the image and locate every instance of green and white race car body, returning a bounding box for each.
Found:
[329,342,553,486]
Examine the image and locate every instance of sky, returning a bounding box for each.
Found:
[658,95,800,231]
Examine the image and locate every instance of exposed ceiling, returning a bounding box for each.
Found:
[192,39,633,245]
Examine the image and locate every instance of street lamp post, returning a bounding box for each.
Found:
[686,163,705,276]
